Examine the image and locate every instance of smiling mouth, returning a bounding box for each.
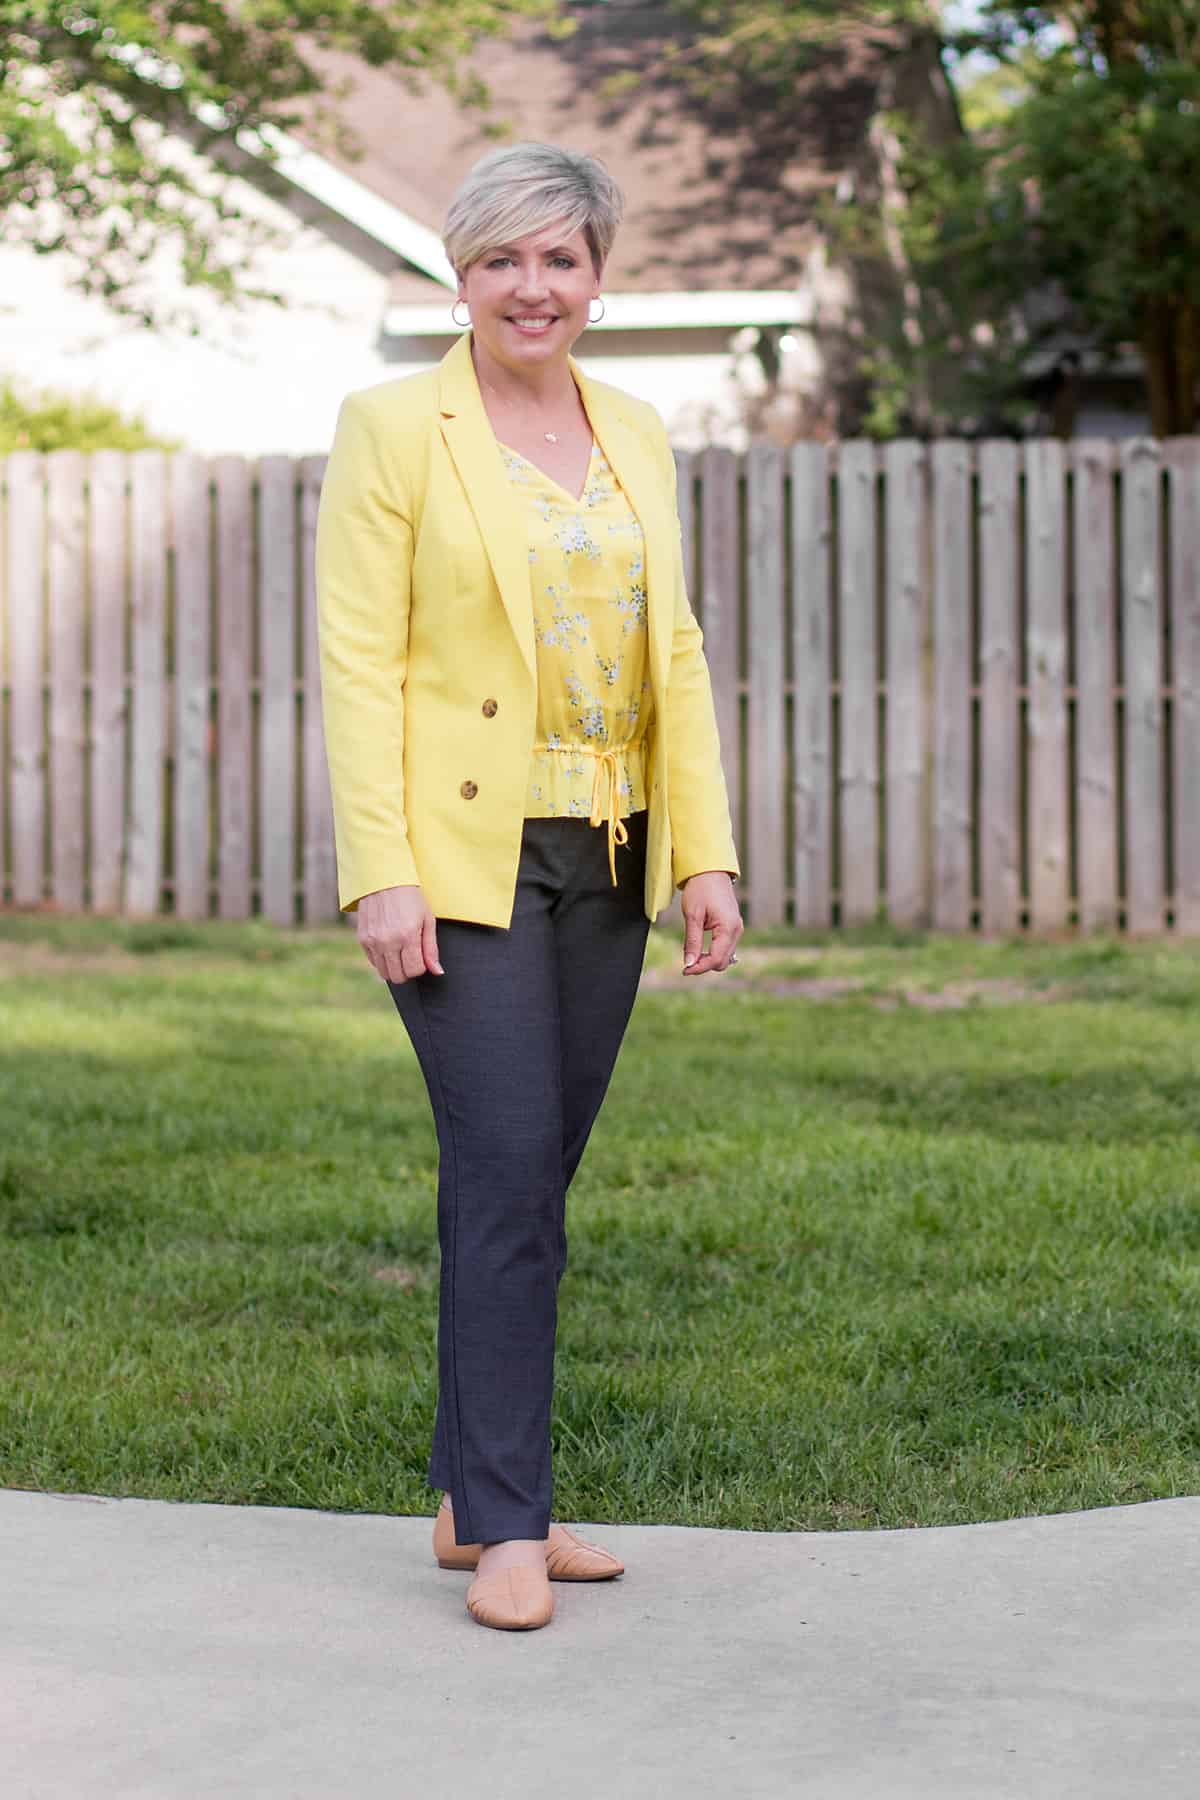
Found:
[509,315,558,331]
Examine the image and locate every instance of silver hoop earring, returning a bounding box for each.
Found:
[451,300,470,328]
[588,297,606,324]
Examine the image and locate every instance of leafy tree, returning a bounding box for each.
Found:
[0,0,549,327]
[647,1,1200,436]
[837,1,1200,435]
[640,0,930,90]
[0,380,180,452]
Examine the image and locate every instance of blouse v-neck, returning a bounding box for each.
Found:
[495,439,599,506]
[497,430,652,883]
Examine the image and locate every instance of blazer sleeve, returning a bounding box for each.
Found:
[315,392,422,911]
[650,418,742,890]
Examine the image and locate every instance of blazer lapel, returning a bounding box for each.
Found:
[570,358,675,701]
[438,335,537,686]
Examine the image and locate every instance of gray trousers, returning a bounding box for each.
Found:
[388,807,651,1545]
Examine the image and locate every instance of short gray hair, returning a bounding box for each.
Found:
[443,142,623,277]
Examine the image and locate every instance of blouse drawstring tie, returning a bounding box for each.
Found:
[533,741,632,886]
[589,748,629,886]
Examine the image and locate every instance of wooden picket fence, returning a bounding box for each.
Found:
[2,438,1199,932]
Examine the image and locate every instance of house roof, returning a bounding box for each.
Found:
[295,1,910,297]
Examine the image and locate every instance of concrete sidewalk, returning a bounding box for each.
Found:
[3,1488,1197,1799]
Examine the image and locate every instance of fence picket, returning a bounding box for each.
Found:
[1025,441,1070,931]
[791,442,832,927]
[8,453,45,906]
[883,441,927,928]
[838,440,878,925]
[173,454,211,920]
[127,452,166,915]
[1072,440,1119,930]
[930,442,972,930]
[215,457,253,919]
[745,443,786,925]
[89,452,127,912]
[1120,439,1165,933]
[1167,439,1200,933]
[977,442,1020,935]
[259,457,297,926]
[47,452,86,911]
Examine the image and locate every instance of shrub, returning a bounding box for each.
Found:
[0,380,181,453]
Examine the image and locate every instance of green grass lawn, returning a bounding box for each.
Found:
[2,911,1198,1532]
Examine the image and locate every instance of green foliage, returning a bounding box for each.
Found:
[952,43,1044,134]
[0,0,551,326]
[813,3,1200,434]
[655,0,931,95]
[1018,53,1200,338]
[0,378,180,452]
[654,1,1200,433]
[824,107,1048,437]
[944,0,1200,73]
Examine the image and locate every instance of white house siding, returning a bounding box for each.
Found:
[1,229,394,458]
[579,349,749,448]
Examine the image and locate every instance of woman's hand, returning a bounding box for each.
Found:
[357,885,444,985]
[680,871,743,975]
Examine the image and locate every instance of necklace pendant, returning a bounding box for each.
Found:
[544,430,558,444]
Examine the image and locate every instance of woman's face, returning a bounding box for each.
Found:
[458,221,601,374]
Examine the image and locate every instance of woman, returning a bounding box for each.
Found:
[316,142,742,1632]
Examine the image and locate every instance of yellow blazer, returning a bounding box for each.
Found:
[315,332,740,927]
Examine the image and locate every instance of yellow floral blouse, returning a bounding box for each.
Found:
[499,439,653,884]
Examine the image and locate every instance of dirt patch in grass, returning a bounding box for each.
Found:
[639,949,1072,1008]
[0,942,147,979]
[0,937,1072,1008]
[864,979,1072,1010]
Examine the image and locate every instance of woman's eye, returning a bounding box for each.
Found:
[484,252,574,270]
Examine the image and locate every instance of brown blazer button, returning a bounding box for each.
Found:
[481,698,498,718]
[460,779,478,800]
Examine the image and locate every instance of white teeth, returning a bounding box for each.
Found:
[512,317,553,328]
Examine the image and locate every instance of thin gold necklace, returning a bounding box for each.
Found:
[481,375,572,445]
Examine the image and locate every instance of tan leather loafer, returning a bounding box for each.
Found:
[544,1523,625,1581]
[466,1564,554,1631]
[433,1495,624,1581]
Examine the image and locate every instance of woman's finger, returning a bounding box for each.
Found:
[360,931,387,982]
[374,941,400,984]
[378,936,415,985]
[682,914,719,973]
[686,916,739,974]
[398,937,428,982]
[682,908,706,971]
[422,912,444,976]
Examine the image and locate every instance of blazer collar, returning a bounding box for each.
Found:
[437,333,674,696]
